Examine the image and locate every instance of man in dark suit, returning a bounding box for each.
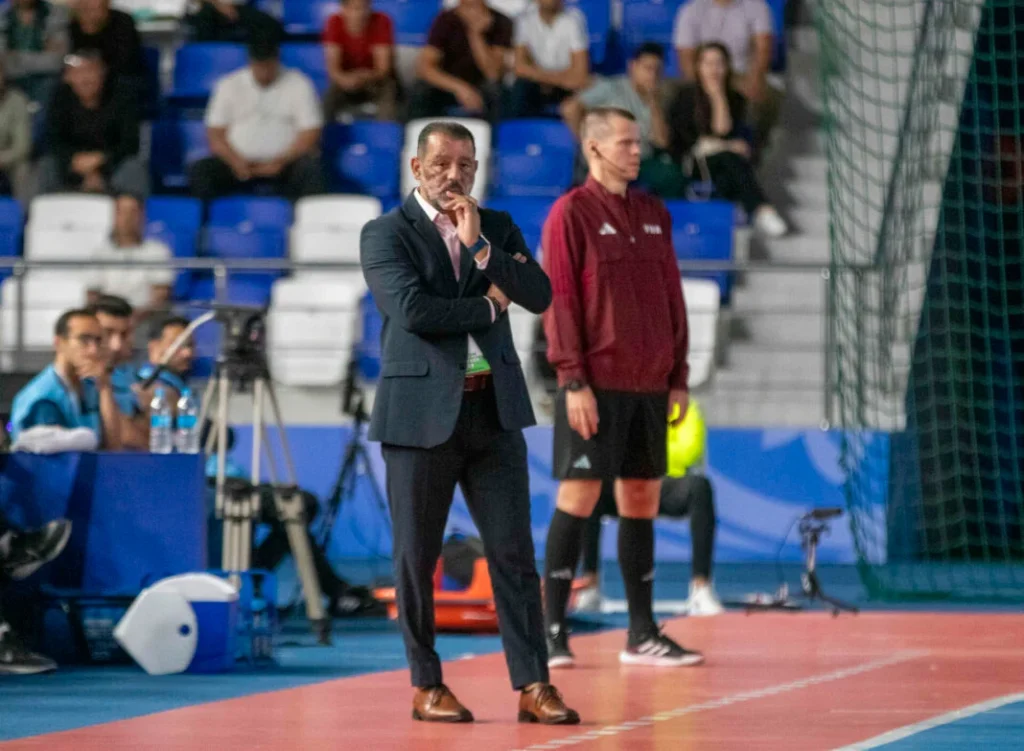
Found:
[360,121,579,725]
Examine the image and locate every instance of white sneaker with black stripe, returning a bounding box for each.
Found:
[620,628,704,667]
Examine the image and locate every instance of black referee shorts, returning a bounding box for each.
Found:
[552,388,668,481]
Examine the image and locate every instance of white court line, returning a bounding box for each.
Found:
[833,691,1024,750]
[509,650,926,751]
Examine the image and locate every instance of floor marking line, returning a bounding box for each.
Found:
[509,650,926,751]
[832,691,1024,750]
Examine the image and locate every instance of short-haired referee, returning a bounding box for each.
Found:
[541,106,704,668]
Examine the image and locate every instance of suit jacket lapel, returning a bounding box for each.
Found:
[401,192,458,291]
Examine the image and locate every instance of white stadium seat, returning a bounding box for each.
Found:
[267,274,367,386]
[268,196,381,385]
[401,118,491,202]
[682,278,721,388]
[1,195,115,368]
[289,195,382,268]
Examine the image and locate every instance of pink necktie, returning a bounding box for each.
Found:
[434,213,461,281]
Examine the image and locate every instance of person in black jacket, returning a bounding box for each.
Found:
[667,42,786,237]
[38,49,147,195]
[69,0,145,95]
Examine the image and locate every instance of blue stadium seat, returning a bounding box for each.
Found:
[323,121,402,198]
[0,198,23,283]
[205,227,287,266]
[494,120,576,197]
[208,197,293,232]
[283,0,336,35]
[280,43,328,93]
[374,0,443,46]
[483,197,555,258]
[170,44,247,101]
[565,0,612,65]
[664,199,734,301]
[150,121,210,191]
[146,197,203,300]
[768,0,787,71]
[621,0,685,75]
[187,275,278,307]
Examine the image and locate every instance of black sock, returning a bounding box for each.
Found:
[543,509,587,634]
[618,516,656,639]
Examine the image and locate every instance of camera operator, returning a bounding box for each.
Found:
[134,315,194,408]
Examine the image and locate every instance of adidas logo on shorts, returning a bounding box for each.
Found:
[572,455,592,470]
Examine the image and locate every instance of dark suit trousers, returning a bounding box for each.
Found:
[382,383,549,690]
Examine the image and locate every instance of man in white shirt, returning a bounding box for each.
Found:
[87,194,173,316]
[672,0,781,149]
[189,35,326,201]
[508,0,590,118]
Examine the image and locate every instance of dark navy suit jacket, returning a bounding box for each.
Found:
[360,191,552,449]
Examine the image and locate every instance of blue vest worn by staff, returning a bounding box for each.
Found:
[135,363,190,399]
[9,365,102,443]
[111,362,141,416]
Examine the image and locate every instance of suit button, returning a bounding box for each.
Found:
[458,363,466,371]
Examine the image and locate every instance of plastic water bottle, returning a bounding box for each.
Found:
[149,388,173,454]
[175,388,200,454]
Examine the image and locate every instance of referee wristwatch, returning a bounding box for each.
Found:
[565,380,586,392]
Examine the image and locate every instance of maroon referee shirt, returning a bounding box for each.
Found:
[541,176,689,394]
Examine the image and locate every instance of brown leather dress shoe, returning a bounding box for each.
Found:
[518,683,581,725]
[412,684,474,723]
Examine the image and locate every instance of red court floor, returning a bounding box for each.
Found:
[4,612,1024,750]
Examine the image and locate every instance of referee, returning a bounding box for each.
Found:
[541,106,704,668]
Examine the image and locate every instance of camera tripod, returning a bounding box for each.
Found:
[741,510,859,617]
[141,306,330,642]
[198,349,330,643]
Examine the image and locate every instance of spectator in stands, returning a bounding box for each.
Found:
[409,0,512,122]
[1,514,72,675]
[673,0,780,151]
[9,308,122,449]
[0,61,31,200]
[508,0,589,118]
[69,0,145,95]
[322,0,398,122]
[667,42,786,236]
[38,50,147,196]
[188,0,282,43]
[0,0,68,109]
[190,36,326,202]
[88,295,151,450]
[86,194,173,317]
[561,43,688,197]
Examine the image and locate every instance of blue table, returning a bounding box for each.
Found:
[0,452,206,594]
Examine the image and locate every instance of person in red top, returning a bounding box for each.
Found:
[540,106,704,670]
[322,0,397,121]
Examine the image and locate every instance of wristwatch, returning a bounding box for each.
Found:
[468,237,489,255]
[565,380,586,392]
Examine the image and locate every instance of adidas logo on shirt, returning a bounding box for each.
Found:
[572,455,592,470]
[598,223,617,236]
